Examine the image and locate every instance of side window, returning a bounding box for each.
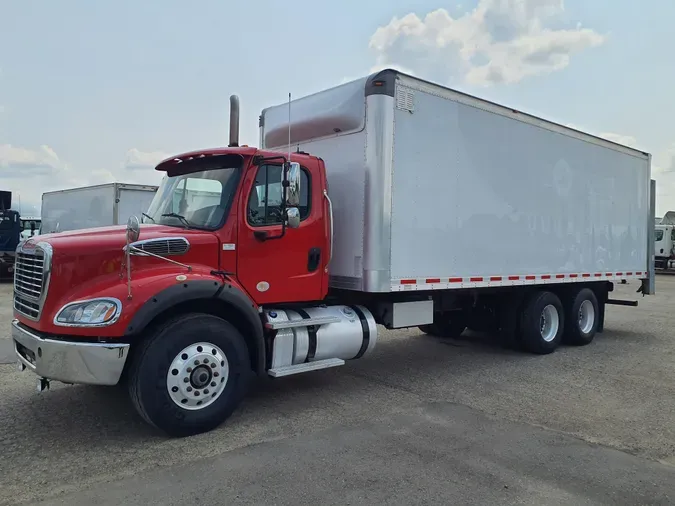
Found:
[248,164,311,226]
[671,229,675,241]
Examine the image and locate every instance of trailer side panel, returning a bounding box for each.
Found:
[388,78,650,290]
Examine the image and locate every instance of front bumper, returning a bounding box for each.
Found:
[12,319,130,386]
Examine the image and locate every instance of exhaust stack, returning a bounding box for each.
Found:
[229,95,240,147]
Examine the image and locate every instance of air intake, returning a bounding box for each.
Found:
[131,237,190,257]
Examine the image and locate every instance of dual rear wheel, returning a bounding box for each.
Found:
[420,287,600,355]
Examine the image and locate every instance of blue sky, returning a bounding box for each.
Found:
[1,0,674,215]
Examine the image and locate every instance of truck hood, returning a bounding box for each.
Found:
[23,224,221,305]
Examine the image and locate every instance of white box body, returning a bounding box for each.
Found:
[260,70,652,293]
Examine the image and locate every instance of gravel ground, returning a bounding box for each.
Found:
[1,277,675,504]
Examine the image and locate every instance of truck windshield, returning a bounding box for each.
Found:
[144,164,241,230]
[656,230,664,241]
[20,219,40,231]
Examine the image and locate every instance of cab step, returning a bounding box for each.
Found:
[264,315,341,330]
[267,358,345,378]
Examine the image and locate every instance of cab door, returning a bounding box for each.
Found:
[236,161,326,304]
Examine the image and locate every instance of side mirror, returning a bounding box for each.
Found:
[286,207,300,229]
[126,215,141,243]
[285,162,301,207]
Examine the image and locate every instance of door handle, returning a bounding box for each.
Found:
[307,247,321,272]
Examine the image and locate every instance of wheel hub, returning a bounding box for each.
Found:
[166,342,230,411]
[190,365,212,389]
[539,304,559,342]
[578,299,595,334]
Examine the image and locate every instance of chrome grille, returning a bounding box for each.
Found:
[132,237,190,257]
[13,243,51,320]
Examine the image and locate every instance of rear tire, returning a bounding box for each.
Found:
[419,311,467,338]
[563,288,599,346]
[518,291,564,355]
[128,313,252,437]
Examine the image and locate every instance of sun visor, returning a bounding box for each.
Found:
[0,191,11,211]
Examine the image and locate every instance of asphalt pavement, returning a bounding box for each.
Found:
[2,278,675,505]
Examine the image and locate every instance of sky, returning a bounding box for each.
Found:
[1,0,674,216]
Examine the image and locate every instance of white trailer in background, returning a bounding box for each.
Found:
[41,183,158,234]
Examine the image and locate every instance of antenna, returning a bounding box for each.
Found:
[287,92,292,164]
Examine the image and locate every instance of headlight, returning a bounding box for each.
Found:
[54,298,122,326]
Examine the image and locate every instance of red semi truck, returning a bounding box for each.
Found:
[12,70,654,436]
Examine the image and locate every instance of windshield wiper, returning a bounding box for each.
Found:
[142,212,155,223]
[161,213,192,228]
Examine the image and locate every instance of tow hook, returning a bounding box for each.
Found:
[36,377,50,393]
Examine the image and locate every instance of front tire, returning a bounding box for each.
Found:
[518,291,564,355]
[563,288,599,346]
[128,313,252,437]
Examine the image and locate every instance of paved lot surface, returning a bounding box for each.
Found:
[1,277,675,505]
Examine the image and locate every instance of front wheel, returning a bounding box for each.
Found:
[128,313,252,437]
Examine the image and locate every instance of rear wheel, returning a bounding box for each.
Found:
[419,310,467,338]
[518,291,564,355]
[128,313,252,437]
[563,288,599,346]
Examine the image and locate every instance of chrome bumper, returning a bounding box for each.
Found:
[12,319,130,386]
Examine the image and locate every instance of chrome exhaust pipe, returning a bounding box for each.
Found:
[229,95,240,147]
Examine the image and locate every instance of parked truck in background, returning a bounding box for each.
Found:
[11,70,654,436]
[655,211,675,269]
[20,216,41,241]
[41,183,158,234]
[0,191,21,279]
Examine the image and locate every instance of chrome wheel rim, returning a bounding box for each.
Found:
[539,304,559,342]
[578,299,595,334]
[166,342,229,410]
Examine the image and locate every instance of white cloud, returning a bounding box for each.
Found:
[0,145,165,213]
[369,0,605,86]
[0,144,62,176]
[597,132,638,148]
[123,148,171,171]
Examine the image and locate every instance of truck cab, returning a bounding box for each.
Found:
[141,146,331,304]
[11,133,343,437]
[655,211,675,269]
[0,191,21,278]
